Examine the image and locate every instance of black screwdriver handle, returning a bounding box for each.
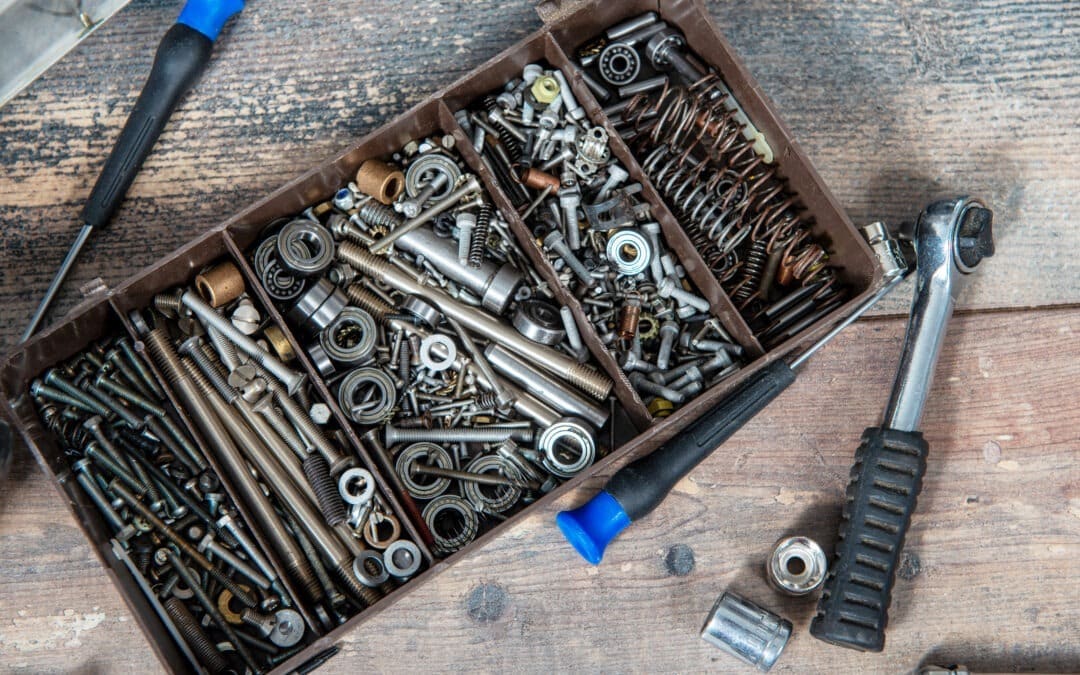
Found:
[607,359,797,521]
[79,24,213,229]
[810,426,930,652]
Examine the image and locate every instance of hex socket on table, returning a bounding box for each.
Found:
[337,241,612,400]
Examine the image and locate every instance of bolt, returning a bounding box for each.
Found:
[162,596,231,673]
[198,533,271,590]
[558,180,583,250]
[628,372,686,404]
[543,230,594,287]
[641,222,665,283]
[29,380,101,415]
[102,348,154,400]
[668,365,704,390]
[69,459,132,536]
[411,463,538,491]
[676,379,704,398]
[384,424,532,446]
[692,338,744,356]
[618,350,656,373]
[656,321,680,370]
[217,514,280,588]
[658,276,710,314]
[93,373,166,417]
[598,165,630,199]
[456,211,476,264]
[79,378,143,428]
[700,351,734,374]
[180,291,307,395]
[42,370,111,417]
[372,175,482,252]
[116,338,168,401]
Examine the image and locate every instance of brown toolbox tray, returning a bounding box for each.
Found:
[0,0,883,671]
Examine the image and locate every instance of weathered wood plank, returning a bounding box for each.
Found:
[2,307,1077,672]
[0,0,1076,340]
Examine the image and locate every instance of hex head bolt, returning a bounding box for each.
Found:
[544,230,595,287]
[811,198,994,652]
[180,290,307,395]
[658,276,710,314]
[628,372,686,404]
[656,320,680,370]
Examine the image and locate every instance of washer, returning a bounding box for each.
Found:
[353,550,389,587]
[383,540,422,580]
[337,467,375,505]
[419,334,456,372]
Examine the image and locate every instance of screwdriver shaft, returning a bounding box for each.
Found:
[21,224,94,343]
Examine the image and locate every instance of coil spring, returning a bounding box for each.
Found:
[49,415,91,449]
[730,238,768,306]
[398,337,412,384]
[357,202,403,230]
[483,96,523,162]
[468,205,492,269]
[474,391,498,409]
[302,454,347,527]
[622,80,840,313]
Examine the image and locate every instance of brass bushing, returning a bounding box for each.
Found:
[355,160,405,205]
[195,262,245,308]
[517,167,561,194]
[264,325,296,363]
[217,585,251,624]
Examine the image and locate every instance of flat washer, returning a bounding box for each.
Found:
[419,334,456,372]
[338,467,375,505]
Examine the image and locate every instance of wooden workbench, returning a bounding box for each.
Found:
[1,1,1077,672]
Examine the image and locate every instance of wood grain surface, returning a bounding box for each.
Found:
[1,0,1078,672]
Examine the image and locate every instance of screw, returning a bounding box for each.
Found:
[116,337,168,401]
[384,424,532,446]
[411,463,538,491]
[161,596,231,674]
[197,533,271,590]
[42,370,111,417]
[93,373,166,417]
[668,365,704,390]
[68,459,132,536]
[543,230,594,287]
[84,415,164,512]
[656,320,680,370]
[628,372,686,404]
[29,380,101,415]
[618,350,656,373]
[658,277,710,314]
[456,211,476,264]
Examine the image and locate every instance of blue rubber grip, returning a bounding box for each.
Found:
[177,0,244,41]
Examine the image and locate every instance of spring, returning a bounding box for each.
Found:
[730,238,768,306]
[357,202,402,230]
[483,96,523,162]
[620,80,843,330]
[398,337,412,384]
[474,391,498,409]
[468,205,492,268]
[163,596,230,674]
[302,454,347,527]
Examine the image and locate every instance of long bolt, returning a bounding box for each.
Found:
[161,596,231,674]
[385,425,532,445]
[29,380,101,415]
[94,373,166,417]
[42,370,111,417]
[69,459,128,533]
[84,442,147,497]
[543,230,594,287]
[117,337,168,400]
[180,291,306,395]
[412,464,538,491]
[198,533,271,590]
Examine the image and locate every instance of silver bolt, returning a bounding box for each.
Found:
[198,533,271,590]
[658,276,710,314]
[618,350,656,373]
[656,320,679,370]
[543,230,594,287]
[628,372,685,403]
[384,425,533,446]
[456,211,476,265]
[116,338,168,400]
[42,369,111,417]
[371,175,482,252]
[668,365,703,390]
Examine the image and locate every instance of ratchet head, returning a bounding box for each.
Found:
[913,196,995,297]
[883,197,994,431]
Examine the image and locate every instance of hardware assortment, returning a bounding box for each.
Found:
[576,13,847,347]
[248,135,617,556]
[5,2,1001,672]
[461,62,745,415]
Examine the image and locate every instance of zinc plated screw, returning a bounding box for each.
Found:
[198,533,271,590]
[69,459,134,537]
[42,370,111,417]
[656,320,679,370]
[93,373,166,417]
[384,425,533,446]
[543,230,595,287]
[29,380,101,415]
[657,276,710,314]
[628,372,686,404]
[117,337,168,400]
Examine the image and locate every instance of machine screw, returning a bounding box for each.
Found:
[29,380,101,415]
[657,277,710,314]
[42,370,111,417]
[384,424,532,446]
[117,337,168,400]
[93,373,166,417]
[656,320,679,370]
[628,372,685,404]
[543,230,594,287]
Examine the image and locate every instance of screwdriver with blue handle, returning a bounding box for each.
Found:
[557,258,911,565]
[20,0,244,343]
